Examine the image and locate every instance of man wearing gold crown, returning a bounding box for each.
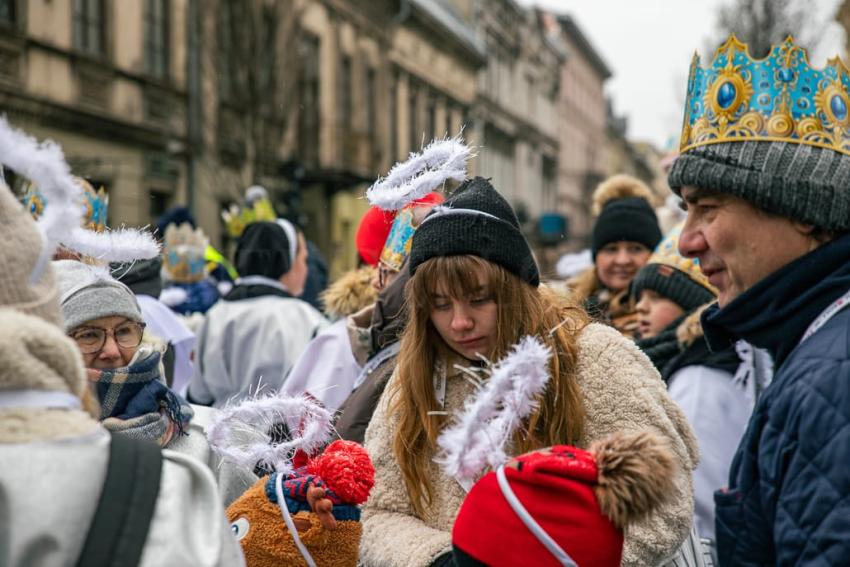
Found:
[671,36,850,564]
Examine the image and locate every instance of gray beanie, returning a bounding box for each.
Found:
[0,187,64,326]
[53,260,142,332]
[668,141,850,231]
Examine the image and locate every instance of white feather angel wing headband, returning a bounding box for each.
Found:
[0,117,159,281]
[366,135,473,211]
[207,393,333,476]
[435,336,553,486]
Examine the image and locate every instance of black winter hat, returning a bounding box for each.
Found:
[409,177,540,286]
[235,221,292,279]
[631,263,715,313]
[591,198,662,258]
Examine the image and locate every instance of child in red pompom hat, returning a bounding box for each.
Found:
[452,430,677,567]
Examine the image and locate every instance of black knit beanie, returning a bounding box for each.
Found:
[235,221,292,279]
[631,263,716,312]
[409,177,540,286]
[591,198,662,258]
[668,140,850,230]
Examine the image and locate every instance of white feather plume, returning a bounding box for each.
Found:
[366,135,472,211]
[435,336,552,484]
[65,225,161,262]
[207,393,333,475]
[0,116,160,270]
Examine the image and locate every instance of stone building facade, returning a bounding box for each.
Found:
[0,0,190,229]
[543,12,611,250]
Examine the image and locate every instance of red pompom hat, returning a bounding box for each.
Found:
[452,431,676,567]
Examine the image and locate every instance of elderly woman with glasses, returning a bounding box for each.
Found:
[52,260,256,504]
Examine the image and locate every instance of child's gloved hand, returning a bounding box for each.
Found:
[307,485,337,530]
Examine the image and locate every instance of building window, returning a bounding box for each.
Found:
[297,32,320,166]
[408,80,419,152]
[445,103,453,138]
[149,189,171,221]
[218,2,233,102]
[365,67,377,161]
[339,56,352,140]
[0,0,14,26]
[425,92,436,141]
[74,0,106,57]
[145,0,169,79]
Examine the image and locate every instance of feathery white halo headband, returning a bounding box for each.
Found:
[366,135,473,211]
[435,335,553,486]
[206,393,333,476]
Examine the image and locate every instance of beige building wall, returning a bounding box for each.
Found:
[2,0,189,230]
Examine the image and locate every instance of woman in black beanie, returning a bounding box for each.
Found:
[568,174,662,337]
[358,177,699,567]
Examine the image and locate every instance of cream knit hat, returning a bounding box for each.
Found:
[0,185,63,326]
[0,308,85,396]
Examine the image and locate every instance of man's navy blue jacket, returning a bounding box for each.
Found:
[702,233,850,566]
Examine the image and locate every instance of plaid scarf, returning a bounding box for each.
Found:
[88,350,192,447]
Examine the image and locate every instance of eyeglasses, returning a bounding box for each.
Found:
[69,322,146,354]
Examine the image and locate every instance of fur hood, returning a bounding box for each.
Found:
[321,266,378,320]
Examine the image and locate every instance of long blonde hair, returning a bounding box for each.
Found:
[390,255,589,517]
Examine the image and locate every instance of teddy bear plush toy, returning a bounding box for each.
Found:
[208,395,375,567]
[227,439,374,567]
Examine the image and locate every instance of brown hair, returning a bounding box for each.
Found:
[390,255,589,517]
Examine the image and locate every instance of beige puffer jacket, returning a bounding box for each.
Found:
[360,322,699,567]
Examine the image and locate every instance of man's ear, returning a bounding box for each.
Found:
[792,222,816,236]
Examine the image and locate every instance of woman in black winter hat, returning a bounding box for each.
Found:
[358,177,699,567]
[568,174,662,338]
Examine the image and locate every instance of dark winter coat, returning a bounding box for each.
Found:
[702,233,850,566]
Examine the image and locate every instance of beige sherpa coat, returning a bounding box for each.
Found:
[360,322,699,567]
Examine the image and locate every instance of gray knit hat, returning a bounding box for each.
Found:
[53,260,142,332]
[0,186,64,326]
[668,141,850,231]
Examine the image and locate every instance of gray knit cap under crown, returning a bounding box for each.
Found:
[668,141,850,231]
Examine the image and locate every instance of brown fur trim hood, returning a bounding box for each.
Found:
[321,266,378,320]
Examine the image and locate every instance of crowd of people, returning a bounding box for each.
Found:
[3,33,850,567]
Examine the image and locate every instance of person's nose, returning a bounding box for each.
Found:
[678,217,707,258]
[614,248,632,265]
[98,334,122,360]
[450,304,475,333]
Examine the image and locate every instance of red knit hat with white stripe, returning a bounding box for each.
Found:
[452,430,676,567]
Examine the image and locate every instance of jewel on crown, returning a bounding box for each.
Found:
[680,35,850,157]
[21,177,109,232]
[163,222,209,283]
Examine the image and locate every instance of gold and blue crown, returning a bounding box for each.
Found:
[21,177,109,232]
[163,223,208,283]
[163,222,209,283]
[680,35,850,157]
[221,195,277,238]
